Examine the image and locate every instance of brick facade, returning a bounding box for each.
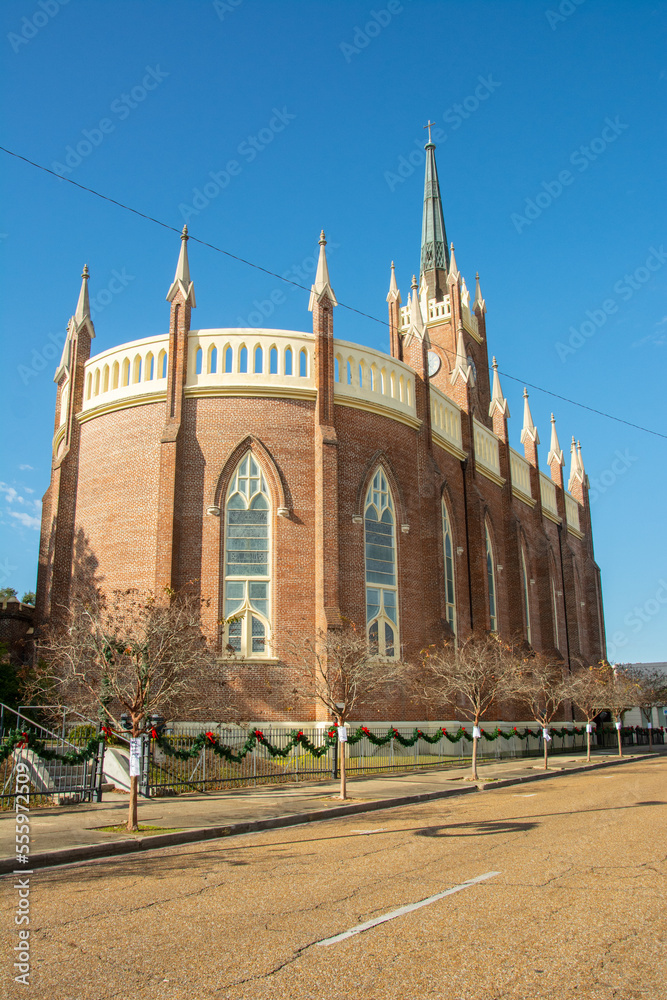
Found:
[35,150,606,723]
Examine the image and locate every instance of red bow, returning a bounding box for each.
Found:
[16,732,29,748]
[254,730,264,741]
[151,728,158,739]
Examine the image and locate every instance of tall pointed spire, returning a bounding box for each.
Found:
[167,225,196,307]
[74,264,91,326]
[520,388,539,445]
[386,261,400,303]
[488,357,509,417]
[420,129,449,281]
[308,230,337,310]
[547,414,564,466]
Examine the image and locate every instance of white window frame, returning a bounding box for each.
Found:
[364,468,399,658]
[223,454,271,658]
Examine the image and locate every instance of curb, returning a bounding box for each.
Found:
[1,752,657,874]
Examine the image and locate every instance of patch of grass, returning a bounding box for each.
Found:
[96,824,183,834]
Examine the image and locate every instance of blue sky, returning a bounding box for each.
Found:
[1,0,665,661]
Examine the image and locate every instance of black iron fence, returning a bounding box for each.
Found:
[0,704,106,808]
[142,723,591,797]
[595,725,665,749]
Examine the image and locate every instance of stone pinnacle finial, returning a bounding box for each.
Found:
[74,263,91,325]
[386,261,401,304]
[489,356,509,418]
[167,224,196,306]
[520,387,539,446]
[547,413,564,466]
[308,229,337,311]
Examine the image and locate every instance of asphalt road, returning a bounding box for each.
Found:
[3,757,666,999]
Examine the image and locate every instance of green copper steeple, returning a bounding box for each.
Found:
[420,124,449,289]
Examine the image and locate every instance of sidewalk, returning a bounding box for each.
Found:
[1,750,661,874]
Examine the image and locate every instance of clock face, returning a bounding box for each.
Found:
[427,351,441,377]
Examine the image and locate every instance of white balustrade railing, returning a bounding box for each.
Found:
[400,295,452,330]
[510,448,532,500]
[565,493,581,533]
[81,334,169,412]
[540,472,559,519]
[332,338,416,422]
[473,418,501,479]
[430,385,463,454]
[80,329,417,426]
[187,329,315,390]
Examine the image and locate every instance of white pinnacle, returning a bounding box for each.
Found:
[489,357,509,418]
[167,225,196,307]
[547,413,564,466]
[520,388,539,445]
[386,261,401,303]
[308,230,337,310]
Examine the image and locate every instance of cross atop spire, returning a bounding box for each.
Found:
[167,224,196,307]
[420,133,449,284]
[423,120,436,145]
[308,230,337,311]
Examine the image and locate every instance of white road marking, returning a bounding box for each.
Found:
[352,828,386,835]
[316,871,500,946]
[514,793,537,797]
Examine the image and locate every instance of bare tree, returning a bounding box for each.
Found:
[511,653,575,770]
[596,663,642,757]
[570,665,610,762]
[289,625,406,800]
[625,665,667,747]
[35,588,219,830]
[414,633,520,780]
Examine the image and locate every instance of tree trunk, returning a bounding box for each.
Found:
[128,775,138,831]
[586,726,591,763]
[617,722,623,757]
[339,737,347,800]
[543,730,549,770]
[648,721,653,747]
[471,733,478,780]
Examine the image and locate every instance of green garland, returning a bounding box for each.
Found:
[151,723,586,761]
[0,721,589,768]
[0,729,103,765]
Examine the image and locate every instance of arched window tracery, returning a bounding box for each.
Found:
[364,468,399,657]
[223,454,271,657]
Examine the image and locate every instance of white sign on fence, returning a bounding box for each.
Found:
[129,738,142,777]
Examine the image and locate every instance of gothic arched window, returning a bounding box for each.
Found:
[223,454,270,657]
[485,521,498,632]
[520,543,532,644]
[364,468,399,657]
[442,499,456,632]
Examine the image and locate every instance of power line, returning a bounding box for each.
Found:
[2,144,665,441]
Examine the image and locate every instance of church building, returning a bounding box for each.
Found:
[36,135,606,721]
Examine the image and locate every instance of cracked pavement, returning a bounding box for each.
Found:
[2,758,665,999]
